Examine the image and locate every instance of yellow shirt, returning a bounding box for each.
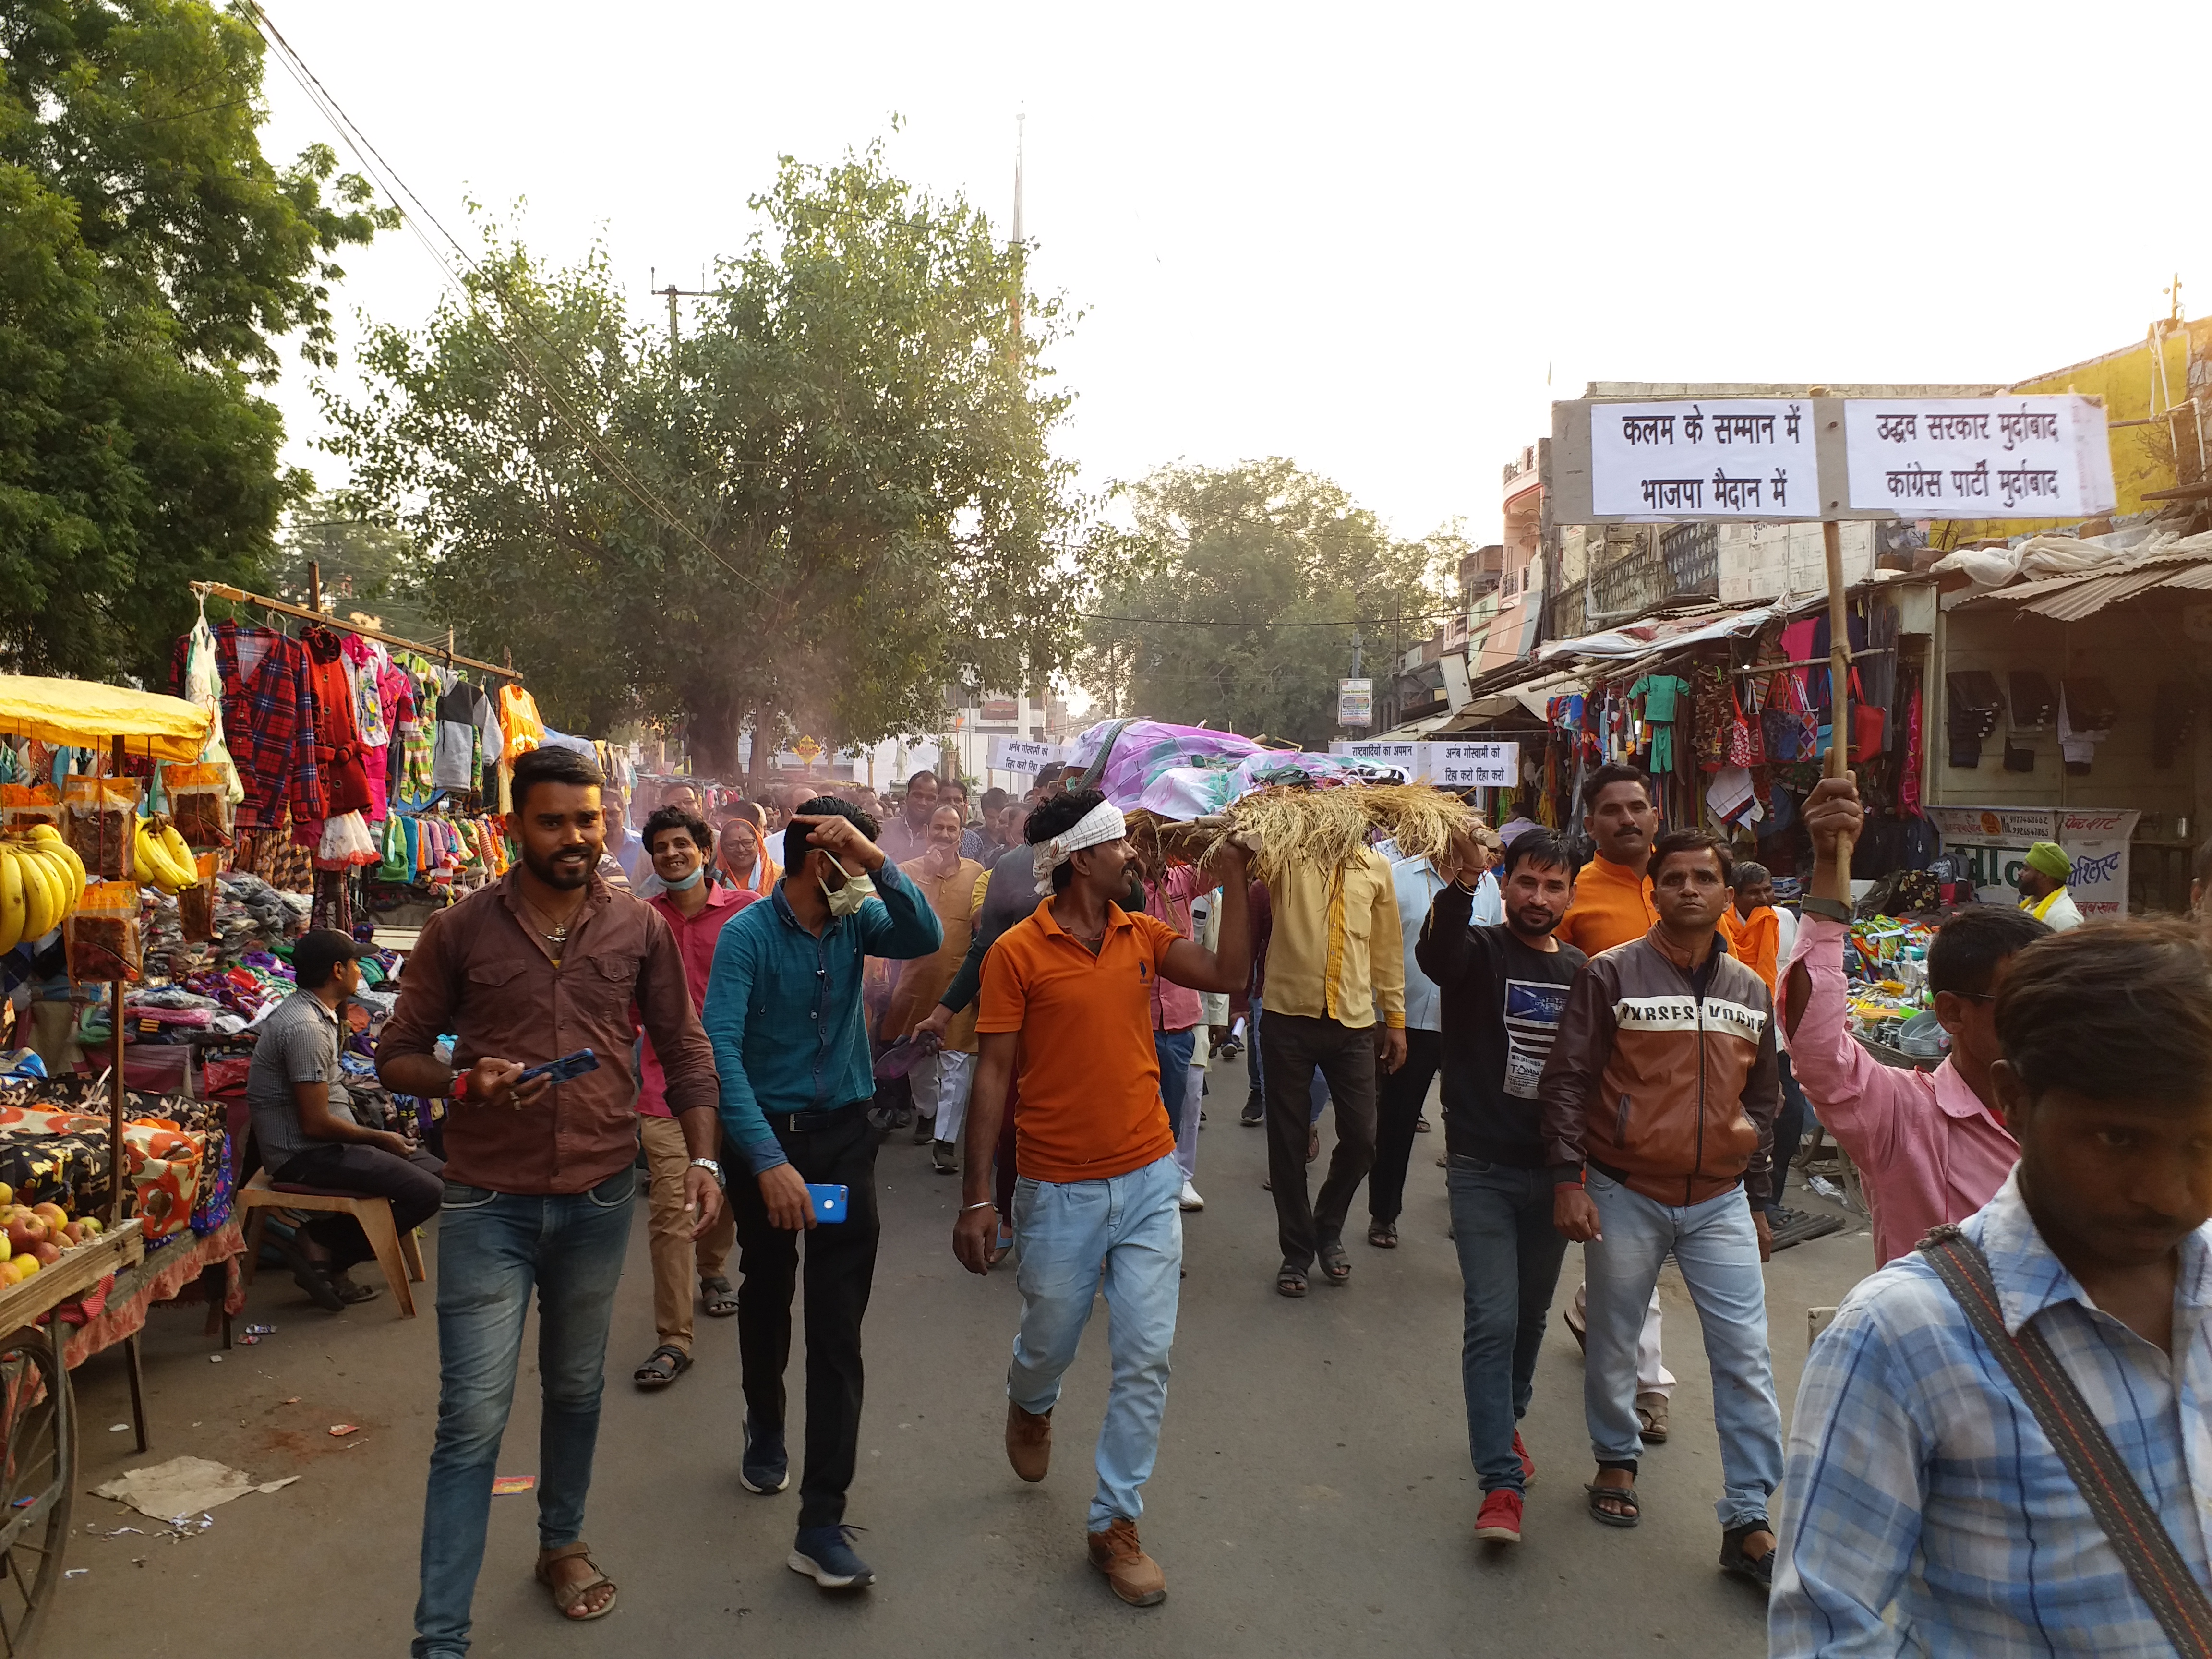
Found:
[1261,850,1405,1030]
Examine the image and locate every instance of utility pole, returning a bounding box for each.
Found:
[649,266,713,353]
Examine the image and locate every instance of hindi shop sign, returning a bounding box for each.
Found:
[985,735,1066,775]
[1843,397,2116,520]
[1326,740,1519,787]
[1587,399,1821,520]
[1924,805,2139,918]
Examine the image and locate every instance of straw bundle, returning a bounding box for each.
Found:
[1195,782,1485,884]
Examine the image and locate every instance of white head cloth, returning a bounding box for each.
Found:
[1032,800,1127,895]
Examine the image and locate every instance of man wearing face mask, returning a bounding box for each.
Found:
[700,798,942,1593]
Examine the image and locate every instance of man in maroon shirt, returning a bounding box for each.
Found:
[379,747,723,1653]
[631,805,758,1390]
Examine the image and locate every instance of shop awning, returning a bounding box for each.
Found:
[0,675,212,762]
[1951,541,2212,622]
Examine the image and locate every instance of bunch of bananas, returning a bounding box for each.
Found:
[134,816,198,896]
[0,826,85,953]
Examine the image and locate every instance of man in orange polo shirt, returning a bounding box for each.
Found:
[952,789,1250,1609]
[1554,762,1678,1443]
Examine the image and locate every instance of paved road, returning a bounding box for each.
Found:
[49,1056,1872,1657]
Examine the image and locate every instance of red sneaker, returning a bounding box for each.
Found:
[1474,1488,1524,1544]
[1513,1430,1536,1488]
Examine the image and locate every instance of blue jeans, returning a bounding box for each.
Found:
[1008,1154,1182,1530]
[1582,1170,1783,1529]
[413,1169,635,1659]
[1154,1025,1202,1181]
[1447,1157,1570,1494]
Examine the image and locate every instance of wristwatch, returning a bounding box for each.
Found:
[689,1158,724,1181]
[1802,896,1852,923]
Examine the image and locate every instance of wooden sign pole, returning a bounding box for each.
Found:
[1821,519,1856,872]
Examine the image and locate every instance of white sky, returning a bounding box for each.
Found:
[258,0,2212,548]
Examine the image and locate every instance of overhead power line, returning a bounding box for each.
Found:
[1078,609,1467,627]
[243,3,778,608]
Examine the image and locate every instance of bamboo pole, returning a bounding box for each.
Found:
[1822,519,1857,873]
[108,734,126,1226]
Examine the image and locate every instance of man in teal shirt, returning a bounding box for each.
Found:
[702,797,940,1593]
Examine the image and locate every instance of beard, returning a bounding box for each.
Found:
[525,840,595,891]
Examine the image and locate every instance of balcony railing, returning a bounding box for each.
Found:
[1582,524,1721,621]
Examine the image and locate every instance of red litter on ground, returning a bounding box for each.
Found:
[492,1476,536,1496]
[328,1424,359,1437]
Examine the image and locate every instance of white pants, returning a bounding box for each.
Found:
[914,1048,976,1148]
[1176,1060,1205,1181]
[1574,1281,1675,1398]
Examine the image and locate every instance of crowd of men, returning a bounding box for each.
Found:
[225,733,2212,1657]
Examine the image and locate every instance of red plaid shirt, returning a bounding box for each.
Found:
[177,623,324,830]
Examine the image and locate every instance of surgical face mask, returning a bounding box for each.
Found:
[821,856,876,919]
[662,864,705,891]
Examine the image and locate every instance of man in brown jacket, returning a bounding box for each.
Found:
[1538,828,1785,1593]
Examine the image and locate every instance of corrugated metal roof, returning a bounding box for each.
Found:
[1960,551,2212,621]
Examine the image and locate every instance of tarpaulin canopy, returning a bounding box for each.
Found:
[0,675,212,762]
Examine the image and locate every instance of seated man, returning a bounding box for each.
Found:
[248,928,444,1310]
[1782,776,2046,1265]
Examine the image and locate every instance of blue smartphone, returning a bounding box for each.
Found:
[519,1048,598,1085]
[805,1183,849,1223]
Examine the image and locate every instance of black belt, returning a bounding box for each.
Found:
[769,1103,864,1135]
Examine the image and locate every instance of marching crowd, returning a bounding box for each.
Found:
[238,739,2212,1658]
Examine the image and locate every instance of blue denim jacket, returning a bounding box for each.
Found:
[703,861,942,1173]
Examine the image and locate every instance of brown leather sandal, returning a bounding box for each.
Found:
[536,1541,618,1620]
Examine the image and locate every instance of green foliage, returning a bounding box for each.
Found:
[1080,460,1455,751]
[0,0,392,685]
[325,138,1090,776]
[273,490,440,641]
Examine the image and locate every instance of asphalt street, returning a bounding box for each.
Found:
[47,1054,1875,1658]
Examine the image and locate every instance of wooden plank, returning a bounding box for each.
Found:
[0,1219,145,1339]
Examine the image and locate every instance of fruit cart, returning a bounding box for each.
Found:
[0,1216,144,1651]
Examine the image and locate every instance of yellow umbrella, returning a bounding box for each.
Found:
[0,674,212,763]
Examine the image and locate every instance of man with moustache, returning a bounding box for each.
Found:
[380,746,725,1653]
[1540,828,1784,1589]
[1416,830,1586,1547]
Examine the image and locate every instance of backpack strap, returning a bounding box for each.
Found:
[1918,1223,2212,1655]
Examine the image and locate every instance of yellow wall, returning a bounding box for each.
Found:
[1934,318,2207,547]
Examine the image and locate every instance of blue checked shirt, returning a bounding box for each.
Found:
[1772,1168,2212,1656]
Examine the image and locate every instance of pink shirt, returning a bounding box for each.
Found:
[1784,914,2019,1265]
[1143,866,1204,1032]
[636,884,758,1117]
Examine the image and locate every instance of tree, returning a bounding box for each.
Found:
[273,491,441,641]
[324,137,1092,780]
[1079,460,1454,750]
[0,0,393,685]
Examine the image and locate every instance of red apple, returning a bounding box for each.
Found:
[4,1215,44,1256]
[31,1203,67,1232]
[30,1242,59,1266]
[61,1223,82,1245]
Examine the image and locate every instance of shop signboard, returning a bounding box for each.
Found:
[1325,741,1520,787]
[986,735,1065,775]
[1841,397,2116,520]
[1337,678,1373,727]
[1925,805,2139,918]
[1584,399,1822,520]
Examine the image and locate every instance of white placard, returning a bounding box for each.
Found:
[1843,397,2116,519]
[986,735,1065,775]
[1331,740,1421,773]
[1588,400,1819,520]
[1337,678,1373,728]
[1432,740,1517,788]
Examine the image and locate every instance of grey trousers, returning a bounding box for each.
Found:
[1260,1010,1379,1270]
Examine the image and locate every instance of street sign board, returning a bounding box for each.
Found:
[1337,678,1373,727]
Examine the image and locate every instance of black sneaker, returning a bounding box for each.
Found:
[1240,1092,1264,1127]
[790,1523,874,1590]
[741,1415,789,1494]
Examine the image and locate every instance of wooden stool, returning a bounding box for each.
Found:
[239,1171,426,1317]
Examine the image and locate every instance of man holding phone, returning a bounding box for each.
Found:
[379,746,725,1655]
[702,797,942,1593]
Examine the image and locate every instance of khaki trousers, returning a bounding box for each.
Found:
[640,1114,735,1351]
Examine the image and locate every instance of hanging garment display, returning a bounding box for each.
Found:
[194,622,325,830]
[1945,671,2002,769]
[301,626,373,818]
[497,684,545,762]
[2058,679,2117,775]
[432,674,478,792]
